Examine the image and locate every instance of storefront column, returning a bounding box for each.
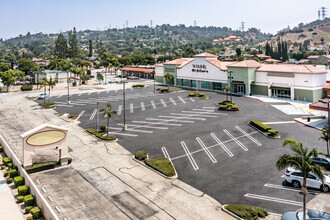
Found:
[290,84,295,100]
[268,83,272,97]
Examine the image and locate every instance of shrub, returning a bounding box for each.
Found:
[39,103,55,108]
[198,93,205,97]
[3,171,9,177]
[72,81,77,86]
[27,216,33,220]
[225,204,268,219]
[160,88,170,93]
[7,163,13,168]
[14,176,24,187]
[24,195,34,206]
[18,185,29,196]
[21,85,33,91]
[25,161,57,174]
[86,129,116,140]
[16,196,24,203]
[218,100,233,105]
[0,145,3,152]
[135,150,147,161]
[145,158,175,177]
[132,84,145,88]
[68,114,78,119]
[268,129,279,136]
[1,165,5,170]
[188,92,197,97]
[2,157,11,166]
[31,206,42,219]
[6,178,12,184]
[100,125,106,132]
[229,105,239,111]
[249,120,271,132]
[9,169,18,178]
[218,105,228,110]
[156,87,162,91]
[25,206,32,214]
[68,158,72,164]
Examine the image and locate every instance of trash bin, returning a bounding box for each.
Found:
[307,117,310,122]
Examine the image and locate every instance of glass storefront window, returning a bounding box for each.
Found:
[213,82,221,91]
[183,79,190,87]
[201,81,211,90]
[271,88,290,98]
[191,80,196,88]
[177,79,182,86]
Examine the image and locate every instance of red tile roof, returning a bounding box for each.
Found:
[227,60,261,68]
[194,52,218,58]
[257,64,327,74]
[121,67,155,73]
[164,58,194,67]
[206,60,238,71]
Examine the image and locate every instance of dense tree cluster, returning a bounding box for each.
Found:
[265,41,288,62]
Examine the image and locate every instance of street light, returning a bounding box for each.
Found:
[96,101,99,132]
[227,70,233,103]
[122,81,127,131]
[154,74,156,93]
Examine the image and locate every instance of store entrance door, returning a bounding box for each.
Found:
[234,83,245,94]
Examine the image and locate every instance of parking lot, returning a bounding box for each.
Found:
[39,82,328,214]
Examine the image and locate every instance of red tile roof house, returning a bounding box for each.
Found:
[155,53,327,102]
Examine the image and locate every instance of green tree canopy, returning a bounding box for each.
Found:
[1,69,15,91]
[54,33,68,58]
[18,58,37,75]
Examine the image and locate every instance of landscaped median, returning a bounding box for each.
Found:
[188,91,208,99]
[249,120,280,138]
[133,150,177,178]
[39,102,55,108]
[222,204,268,220]
[86,127,117,141]
[132,84,145,88]
[218,100,239,111]
[156,87,173,93]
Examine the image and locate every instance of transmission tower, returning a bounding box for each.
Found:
[318,10,321,20]
[194,20,197,28]
[241,22,245,32]
[126,20,128,28]
[320,7,327,20]
[150,20,153,28]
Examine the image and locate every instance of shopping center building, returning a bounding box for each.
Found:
[155,53,327,102]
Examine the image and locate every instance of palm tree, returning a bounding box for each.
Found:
[164,73,174,89]
[43,77,56,105]
[39,80,47,104]
[100,104,117,138]
[223,85,231,101]
[318,126,329,156]
[276,138,325,220]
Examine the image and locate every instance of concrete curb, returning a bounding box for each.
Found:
[132,156,178,179]
[248,123,281,139]
[294,119,323,131]
[221,205,243,220]
[83,129,118,142]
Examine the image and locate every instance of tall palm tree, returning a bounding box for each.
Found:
[43,77,56,105]
[318,126,329,156]
[223,85,231,101]
[100,104,117,138]
[276,138,325,220]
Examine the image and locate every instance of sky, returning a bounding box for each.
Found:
[0,0,329,39]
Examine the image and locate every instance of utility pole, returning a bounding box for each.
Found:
[122,81,127,131]
[96,102,99,132]
[67,71,70,104]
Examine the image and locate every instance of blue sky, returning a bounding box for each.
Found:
[0,0,329,39]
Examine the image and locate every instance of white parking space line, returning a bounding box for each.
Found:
[130,88,133,91]
[97,91,101,94]
[115,90,118,93]
[224,129,248,151]
[89,109,97,120]
[162,147,172,162]
[151,100,156,109]
[169,98,177,105]
[56,95,63,98]
[77,93,82,96]
[130,103,134,113]
[117,105,122,115]
[160,115,205,120]
[172,113,217,118]
[111,132,138,137]
[106,90,110,94]
[202,107,215,109]
[196,137,217,163]
[55,104,74,108]
[244,194,303,206]
[192,109,214,112]
[108,127,153,133]
[210,133,234,157]
[264,184,319,194]
[181,110,226,116]
[189,97,195,102]
[235,126,261,146]
[178,96,186,103]
[146,118,194,123]
[132,121,182,126]
[117,123,168,130]
[141,102,145,111]
[76,111,85,121]
[181,141,199,170]
[160,99,167,107]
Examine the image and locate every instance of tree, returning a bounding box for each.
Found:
[223,85,231,101]
[68,27,80,58]
[54,33,68,58]
[276,138,325,220]
[321,37,325,44]
[88,40,93,57]
[81,73,90,84]
[100,103,117,138]
[97,72,104,83]
[118,57,132,66]
[319,126,329,156]
[43,77,56,105]
[164,73,174,89]
[1,69,15,92]
[18,58,37,75]
[0,62,9,73]
[235,48,242,57]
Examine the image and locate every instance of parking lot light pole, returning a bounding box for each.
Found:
[227,71,233,103]
[154,75,156,93]
[67,71,70,104]
[122,81,127,131]
[96,102,99,132]
[320,99,330,153]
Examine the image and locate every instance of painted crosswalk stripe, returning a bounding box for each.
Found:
[169,98,177,105]
[235,126,261,146]
[162,147,172,162]
[141,102,145,111]
[178,96,186,103]
[117,123,168,130]
[118,105,122,115]
[145,118,194,123]
[132,121,182,126]
[189,97,195,102]
[159,115,205,121]
[244,194,303,206]
[87,92,92,95]
[89,109,97,120]
[160,99,167,107]
[151,100,156,109]
[181,141,199,170]
[210,133,234,157]
[196,137,217,163]
[172,113,217,118]
[130,103,134,113]
[76,110,85,121]
[224,129,248,151]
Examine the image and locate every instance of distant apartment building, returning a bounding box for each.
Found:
[219,50,236,59]
[307,55,330,65]
[212,35,243,45]
[155,52,327,102]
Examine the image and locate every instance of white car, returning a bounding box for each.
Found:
[38,93,48,99]
[285,167,330,192]
[108,78,118,83]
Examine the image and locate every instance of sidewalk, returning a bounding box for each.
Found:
[0,175,24,220]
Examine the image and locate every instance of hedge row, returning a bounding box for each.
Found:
[157,88,173,93]
[218,103,238,111]
[86,128,116,140]
[25,161,58,174]
[135,150,147,161]
[39,103,55,108]
[188,92,206,98]
[21,85,33,91]
[132,84,145,88]
[249,120,278,137]
[225,204,268,219]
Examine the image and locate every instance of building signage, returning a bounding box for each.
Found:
[164,67,175,73]
[192,64,208,73]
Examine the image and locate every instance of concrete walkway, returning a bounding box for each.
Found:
[0,175,24,220]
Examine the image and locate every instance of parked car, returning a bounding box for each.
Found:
[90,75,95,78]
[281,209,329,220]
[38,93,48,99]
[118,75,127,78]
[129,76,139,80]
[108,78,118,83]
[311,156,330,171]
[285,167,330,192]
